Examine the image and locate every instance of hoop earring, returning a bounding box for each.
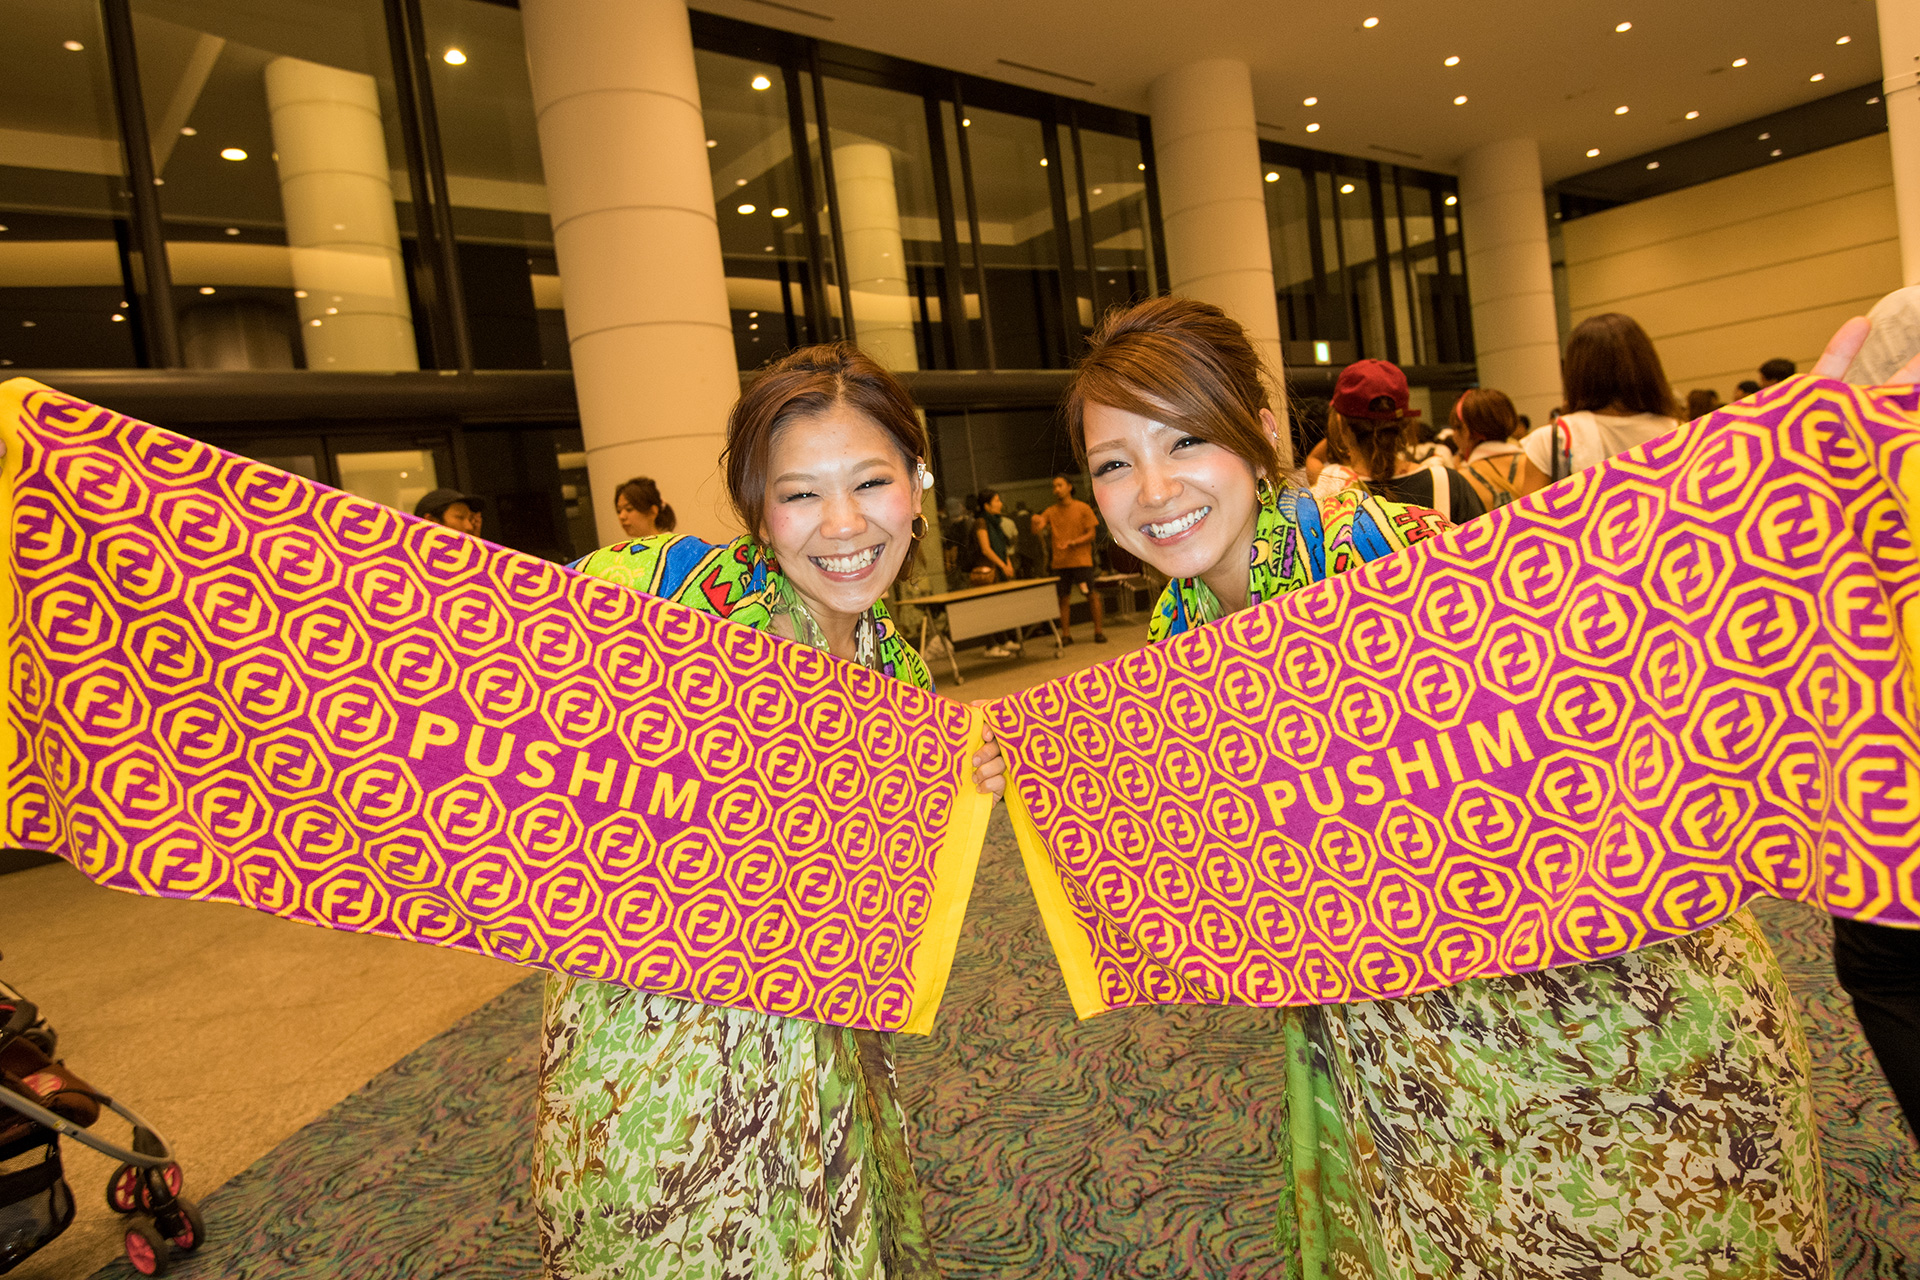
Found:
[911,514,928,539]
[1255,476,1276,505]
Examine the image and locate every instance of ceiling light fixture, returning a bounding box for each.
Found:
[962,117,972,126]
[1686,110,1700,119]
[1731,57,1748,67]
[1339,182,1355,194]
[220,147,246,161]
[1303,95,1318,105]
[750,74,772,90]
[1837,35,1851,45]
[1614,21,1631,32]
[62,39,83,51]
[443,48,466,65]
[1586,147,1601,157]
[1810,72,1825,82]
[1770,148,1783,156]
[1265,171,1279,182]
[1453,95,1468,105]
[198,286,215,295]
[1137,162,1145,169]
[1305,122,1320,132]
[1092,186,1103,194]
[111,313,124,321]
[224,227,239,235]
[735,177,747,186]
[179,126,196,136]
[706,139,717,147]
[1614,105,1629,114]
[1362,16,1379,27]
[771,206,789,217]
[1759,131,1770,139]
[1039,157,1047,166]
[1444,194,1457,205]
[1443,56,1459,66]
[1646,161,1660,169]
[737,203,755,214]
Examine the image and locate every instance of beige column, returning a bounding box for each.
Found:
[834,141,920,373]
[1880,0,1920,285]
[264,57,418,371]
[522,0,737,543]
[1458,138,1562,425]
[1148,58,1288,451]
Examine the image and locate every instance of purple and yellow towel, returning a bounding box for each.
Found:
[7,374,1920,1030]
[0,378,993,1034]
[989,377,1920,1018]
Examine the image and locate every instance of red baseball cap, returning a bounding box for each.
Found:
[1331,359,1416,421]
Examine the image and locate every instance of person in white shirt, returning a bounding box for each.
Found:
[1518,312,1680,481]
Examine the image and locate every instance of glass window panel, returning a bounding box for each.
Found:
[421,0,557,369]
[1332,163,1385,361]
[1076,127,1155,325]
[823,76,945,372]
[0,0,141,370]
[335,447,438,512]
[697,49,820,366]
[1054,122,1091,345]
[130,0,422,371]
[960,106,1067,368]
[1263,162,1330,365]
[941,100,988,368]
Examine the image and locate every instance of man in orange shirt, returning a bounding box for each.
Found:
[1032,473,1106,643]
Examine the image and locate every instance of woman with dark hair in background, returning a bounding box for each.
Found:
[1685,387,1724,420]
[1450,387,1544,510]
[1326,358,1486,525]
[612,476,676,538]
[1065,294,1825,1279]
[539,343,1003,1280]
[967,489,1015,585]
[1519,312,1680,481]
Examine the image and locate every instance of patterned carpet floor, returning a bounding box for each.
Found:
[89,809,1920,1279]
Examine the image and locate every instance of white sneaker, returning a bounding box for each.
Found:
[983,645,1013,658]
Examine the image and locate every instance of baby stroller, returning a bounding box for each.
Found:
[0,988,205,1276]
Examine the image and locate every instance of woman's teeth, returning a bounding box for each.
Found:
[1144,507,1209,539]
[812,545,882,573]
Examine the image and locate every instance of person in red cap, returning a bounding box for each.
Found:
[1326,358,1486,524]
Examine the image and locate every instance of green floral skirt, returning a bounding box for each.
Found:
[1282,909,1827,1279]
[534,976,938,1280]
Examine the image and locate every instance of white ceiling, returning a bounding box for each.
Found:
[693,0,1886,180]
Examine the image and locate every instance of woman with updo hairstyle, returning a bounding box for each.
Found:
[1325,358,1486,524]
[612,476,676,538]
[538,343,1002,1280]
[1065,295,1824,1278]
[1448,387,1545,510]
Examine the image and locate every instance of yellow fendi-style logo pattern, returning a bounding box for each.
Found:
[2,380,989,1035]
[994,378,1920,1018]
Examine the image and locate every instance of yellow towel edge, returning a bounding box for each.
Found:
[900,709,996,1035]
[0,378,42,842]
[1004,772,1110,1020]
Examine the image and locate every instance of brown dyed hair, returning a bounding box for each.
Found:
[1064,296,1287,479]
[1451,388,1521,449]
[1562,313,1677,417]
[721,342,928,580]
[613,477,676,533]
[1327,402,1411,483]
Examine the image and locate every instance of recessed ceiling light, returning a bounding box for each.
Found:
[1453,95,1468,105]
[771,206,789,217]
[1614,105,1629,114]
[1771,148,1783,156]
[310,319,321,326]
[1810,72,1825,82]
[749,311,759,318]
[1039,157,1048,166]
[1444,56,1459,66]
[62,39,83,51]
[1265,171,1279,182]
[294,290,307,298]
[737,203,755,214]
[1759,131,1770,139]
[1340,182,1356,194]
[111,313,124,321]
[748,323,758,331]
[1686,110,1700,119]
[1615,21,1631,32]
[443,48,466,65]
[765,245,775,251]
[1837,35,1851,45]
[1092,187,1103,194]
[1137,162,1145,170]
[1362,16,1379,27]
[1869,96,1882,104]
[198,286,215,295]
[1586,147,1601,157]
[224,227,239,235]
[735,177,747,186]
[1305,122,1320,132]
[963,118,972,126]
[1444,194,1457,205]
[1646,161,1660,170]
[1303,96,1318,105]
[179,126,196,136]
[220,148,246,161]
[706,139,717,148]
[1732,57,1748,67]
[750,74,771,90]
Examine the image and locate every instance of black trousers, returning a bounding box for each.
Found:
[1832,916,1920,1146]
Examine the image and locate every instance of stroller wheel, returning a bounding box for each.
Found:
[124,1218,170,1276]
[136,1162,185,1210]
[108,1163,142,1213]
[165,1196,206,1252]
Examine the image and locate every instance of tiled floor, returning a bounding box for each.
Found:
[0,620,1152,1279]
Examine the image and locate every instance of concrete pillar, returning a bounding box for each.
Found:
[264,58,418,371]
[1148,59,1289,454]
[522,0,737,543]
[1457,138,1563,426]
[834,141,920,372]
[1880,0,1920,285]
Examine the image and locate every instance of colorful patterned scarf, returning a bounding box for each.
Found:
[990,376,1920,1018]
[0,379,991,1034]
